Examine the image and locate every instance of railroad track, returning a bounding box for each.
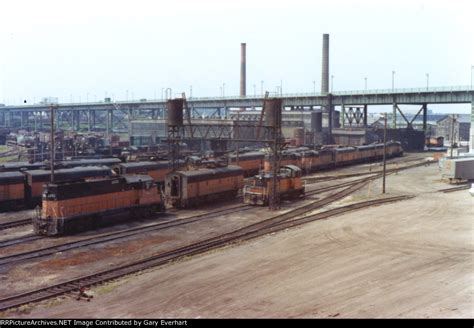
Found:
[0,235,42,249]
[304,159,435,185]
[437,185,470,193]
[0,219,31,231]
[0,204,251,266]
[0,193,412,313]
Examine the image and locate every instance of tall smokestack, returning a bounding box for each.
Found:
[321,34,329,94]
[240,43,246,97]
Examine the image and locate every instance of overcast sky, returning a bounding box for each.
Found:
[0,0,472,113]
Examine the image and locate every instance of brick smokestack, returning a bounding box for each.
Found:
[321,34,329,94]
[240,43,246,97]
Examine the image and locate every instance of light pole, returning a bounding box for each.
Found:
[161,88,164,100]
[220,86,223,97]
[364,77,367,92]
[261,80,264,96]
[280,80,283,96]
[222,83,226,97]
[253,84,256,97]
[190,85,192,99]
[392,70,395,91]
[331,75,334,92]
[86,93,89,102]
[313,81,316,93]
[426,73,429,90]
[126,90,129,101]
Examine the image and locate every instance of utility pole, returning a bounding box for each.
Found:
[50,104,56,183]
[450,114,456,158]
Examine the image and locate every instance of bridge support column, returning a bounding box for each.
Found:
[422,103,427,134]
[470,98,474,153]
[392,99,397,129]
[75,111,81,131]
[39,110,44,130]
[88,109,92,132]
[21,112,27,128]
[363,105,368,128]
[327,94,333,144]
[34,111,38,132]
[109,109,114,133]
[5,110,11,127]
[92,110,96,130]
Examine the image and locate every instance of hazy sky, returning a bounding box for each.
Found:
[0,0,472,113]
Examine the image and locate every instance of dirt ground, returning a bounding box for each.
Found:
[3,153,474,318]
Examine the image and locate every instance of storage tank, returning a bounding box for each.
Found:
[167,98,184,126]
[264,98,282,128]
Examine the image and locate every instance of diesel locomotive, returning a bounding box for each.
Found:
[33,175,165,236]
[243,165,304,206]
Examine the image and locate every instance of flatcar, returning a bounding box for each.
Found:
[113,161,170,185]
[243,165,304,206]
[165,165,244,208]
[34,175,164,236]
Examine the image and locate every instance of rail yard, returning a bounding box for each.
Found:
[0,4,473,319]
[0,149,472,318]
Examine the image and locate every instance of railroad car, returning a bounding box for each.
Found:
[165,165,244,208]
[386,141,403,157]
[0,162,46,172]
[334,147,357,166]
[34,175,164,236]
[56,158,122,169]
[24,166,111,206]
[228,151,265,177]
[263,151,301,172]
[0,171,26,210]
[355,145,376,162]
[243,165,304,206]
[300,149,334,173]
[113,161,170,185]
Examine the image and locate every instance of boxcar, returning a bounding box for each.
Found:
[165,165,244,208]
[34,175,164,236]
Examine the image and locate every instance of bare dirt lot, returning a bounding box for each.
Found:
[2,154,473,318]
